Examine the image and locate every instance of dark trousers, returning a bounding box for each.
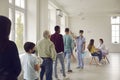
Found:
[40,58,53,80]
[91,51,102,62]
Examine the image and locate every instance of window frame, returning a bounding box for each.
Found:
[111,16,120,44]
[9,0,27,52]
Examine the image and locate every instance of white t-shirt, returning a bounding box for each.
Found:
[97,43,108,54]
[20,53,39,80]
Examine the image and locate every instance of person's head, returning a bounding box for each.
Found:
[0,16,11,40]
[54,25,60,33]
[89,39,94,45]
[43,30,51,39]
[87,39,94,51]
[79,30,84,36]
[99,38,104,44]
[24,42,35,54]
[65,28,69,34]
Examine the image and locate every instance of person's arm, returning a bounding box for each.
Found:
[60,35,64,52]
[82,38,86,52]
[50,43,56,61]
[34,57,40,71]
[35,46,39,56]
[34,64,40,71]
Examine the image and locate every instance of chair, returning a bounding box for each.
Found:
[101,49,110,64]
[89,56,99,65]
[102,55,110,64]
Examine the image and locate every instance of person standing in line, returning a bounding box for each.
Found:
[63,28,73,73]
[50,25,68,80]
[76,30,86,69]
[21,42,40,80]
[0,15,21,80]
[36,30,56,80]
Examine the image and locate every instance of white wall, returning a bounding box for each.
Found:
[0,0,9,16]
[69,13,120,53]
[26,0,37,43]
[27,0,49,42]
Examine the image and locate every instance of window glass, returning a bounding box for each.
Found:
[48,4,56,34]
[111,16,120,44]
[9,0,12,4]
[15,11,24,51]
[15,0,25,8]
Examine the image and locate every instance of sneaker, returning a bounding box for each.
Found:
[98,63,102,65]
[68,70,72,73]
[81,67,84,69]
[76,67,80,69]
[55,77,60,80]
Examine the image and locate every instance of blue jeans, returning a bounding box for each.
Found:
[54,53,66,78]
[91,51,102,62]
[40,58,53,80]
[77,52,84,68]
[64,50,72,70]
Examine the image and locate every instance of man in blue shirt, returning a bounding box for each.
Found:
[76,30,86,69]
[63,28,73,72]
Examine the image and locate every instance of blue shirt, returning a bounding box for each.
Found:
[76,36,85,52]
[63,34,73,52]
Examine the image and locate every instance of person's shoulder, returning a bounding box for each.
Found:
[101,43,105,46]
[31,54,37,58]
[30,54,38,62]
[8,40,16,45]
[76,36,79,39]
[51,33,55,37]
[83,36,85,39]
[37,39,44,44]
[8,40,17,48]
[68,34,72,38]
[48,40,54,45]
[59,34,63,38]
[63,34,66,37]
[20,53,27,60]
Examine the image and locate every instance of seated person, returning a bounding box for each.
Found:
[87,39,102,64]
[97,38,109,58]
[21,42,40,80]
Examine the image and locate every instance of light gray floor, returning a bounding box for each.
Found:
[53,53,120,80]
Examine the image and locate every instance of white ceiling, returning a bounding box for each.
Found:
[55,0,120,16]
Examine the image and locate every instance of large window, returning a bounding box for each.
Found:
[48,4,56,34]
[111,16,120,44]
[9,0,26,52]
[60,13,66,35]
[48,2,68,35]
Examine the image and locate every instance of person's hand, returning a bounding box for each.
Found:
[71,53,76,62]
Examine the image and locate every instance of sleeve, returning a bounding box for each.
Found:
[50,35,54,43]
[101,44,105,50]
[35,45,39,56]
[60,35,64,52]
[34,56,39,65]
[11,42,21,77]
[70,36,74,51]
[83,37,86,43]
[63,35,65,46]
[50,43,56,61]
